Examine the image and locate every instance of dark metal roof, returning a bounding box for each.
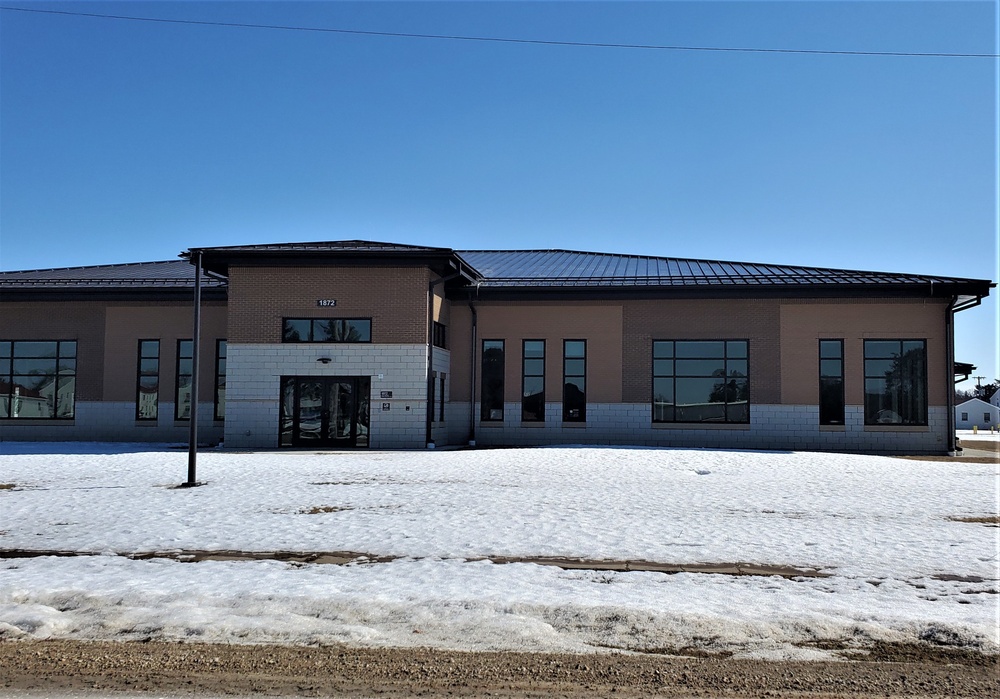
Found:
[455,249,986,289]
[185,239,472,279]
[0,260,225,290]
[186,240,454,255]
[2,244,992,301]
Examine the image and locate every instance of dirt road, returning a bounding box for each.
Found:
[1,639,996,698]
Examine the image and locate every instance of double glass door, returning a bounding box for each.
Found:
[280,376,370,447]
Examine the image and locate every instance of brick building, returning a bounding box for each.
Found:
[1,241,993,454]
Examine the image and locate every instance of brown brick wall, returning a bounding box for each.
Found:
[449,301,624,403]
[0,299,227,404]
[103,303,227,402]
[0,301,107,401]
[778,298,949,407]
[227,266,431,344]
[622,298,782,404]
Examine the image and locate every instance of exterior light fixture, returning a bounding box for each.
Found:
[317,357,332,364]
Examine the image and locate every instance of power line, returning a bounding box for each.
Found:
[1,4,997,58]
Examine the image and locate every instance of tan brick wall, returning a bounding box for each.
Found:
[227,266,430,344]
[779,299,949,407]
[0,301,107,401]
[622,298,782,404]
[449,301,624,404]
[103,303,228,403]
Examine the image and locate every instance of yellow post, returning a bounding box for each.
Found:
[973,425,978,434]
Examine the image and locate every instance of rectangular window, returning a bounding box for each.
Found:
[819,340,845,425]
[652,340,749,423]
[863,340,927,425]
[985,413,991,424]
[432,321,447,349]
[0,340,77,419]
[215,340,227,421]
[961,412,968,421]
[439,372,446,422]
[429,371,436,423]
[136,340,159,421]
[563,340,586,422]
[282,318,371,343]
[175,340,193,420]
[522,340,545,422]
[481,340,505,421]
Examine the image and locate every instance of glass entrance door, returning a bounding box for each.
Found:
[280,376,370,447]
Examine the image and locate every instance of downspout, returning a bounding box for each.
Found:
[468,295,478,446]
[945,296,958,456]
[426,269,463,448]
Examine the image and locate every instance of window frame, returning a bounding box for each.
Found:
[432,321,447,349]
[521,339,545,422]
[214,339,227,421]
[282,318,372,343]
[863,339,928,426]
[562,339,586,423]
[651,339,750,424]
[175,339,193,421]
[480,339,505,422]
[0,339,78,420]
[438,372,446,422]
[136,339,160,421]
[819,339,845,425]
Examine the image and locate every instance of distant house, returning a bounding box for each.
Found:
[1,240,995,454]
[955,398,999,431]
[990,388,1000,409]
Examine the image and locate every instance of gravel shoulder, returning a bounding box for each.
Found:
[2,639,997,698]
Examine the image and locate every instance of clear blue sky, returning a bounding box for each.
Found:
[1,1,997,385]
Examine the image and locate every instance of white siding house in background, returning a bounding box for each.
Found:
[990,389,1000,409]
[955,398,1000,431]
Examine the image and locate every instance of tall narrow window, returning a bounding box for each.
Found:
[864,339,927,425]
[652,340,749,423]
[175,340,193,420]
[522,340,545,422]
[438,372,446,422]
[214,340,227,421]
[563,340,586,422]
[432,322,447,349]
[0,340,77,419]
[819,340,844,425]
[481,340,505,421]
[136,340,159,421]
[429,371,436,423]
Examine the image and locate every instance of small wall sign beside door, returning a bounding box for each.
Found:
[380,390,392,398]
[381,402,391,411]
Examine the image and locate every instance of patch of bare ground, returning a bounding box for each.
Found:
[0,639,996,698]
[948,515,1000,526]
[0,483,15,490]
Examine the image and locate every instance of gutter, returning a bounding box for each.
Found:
[945,296,958,456]
[944,283,994,455]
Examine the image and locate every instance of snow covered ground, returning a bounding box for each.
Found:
[0,443,996,660]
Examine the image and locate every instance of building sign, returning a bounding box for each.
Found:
[380,390,392,398]
[316,299,337,307]
[381,403,391,411]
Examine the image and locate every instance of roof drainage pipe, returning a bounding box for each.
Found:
[946,296,958,456]
[947,290,987,456]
